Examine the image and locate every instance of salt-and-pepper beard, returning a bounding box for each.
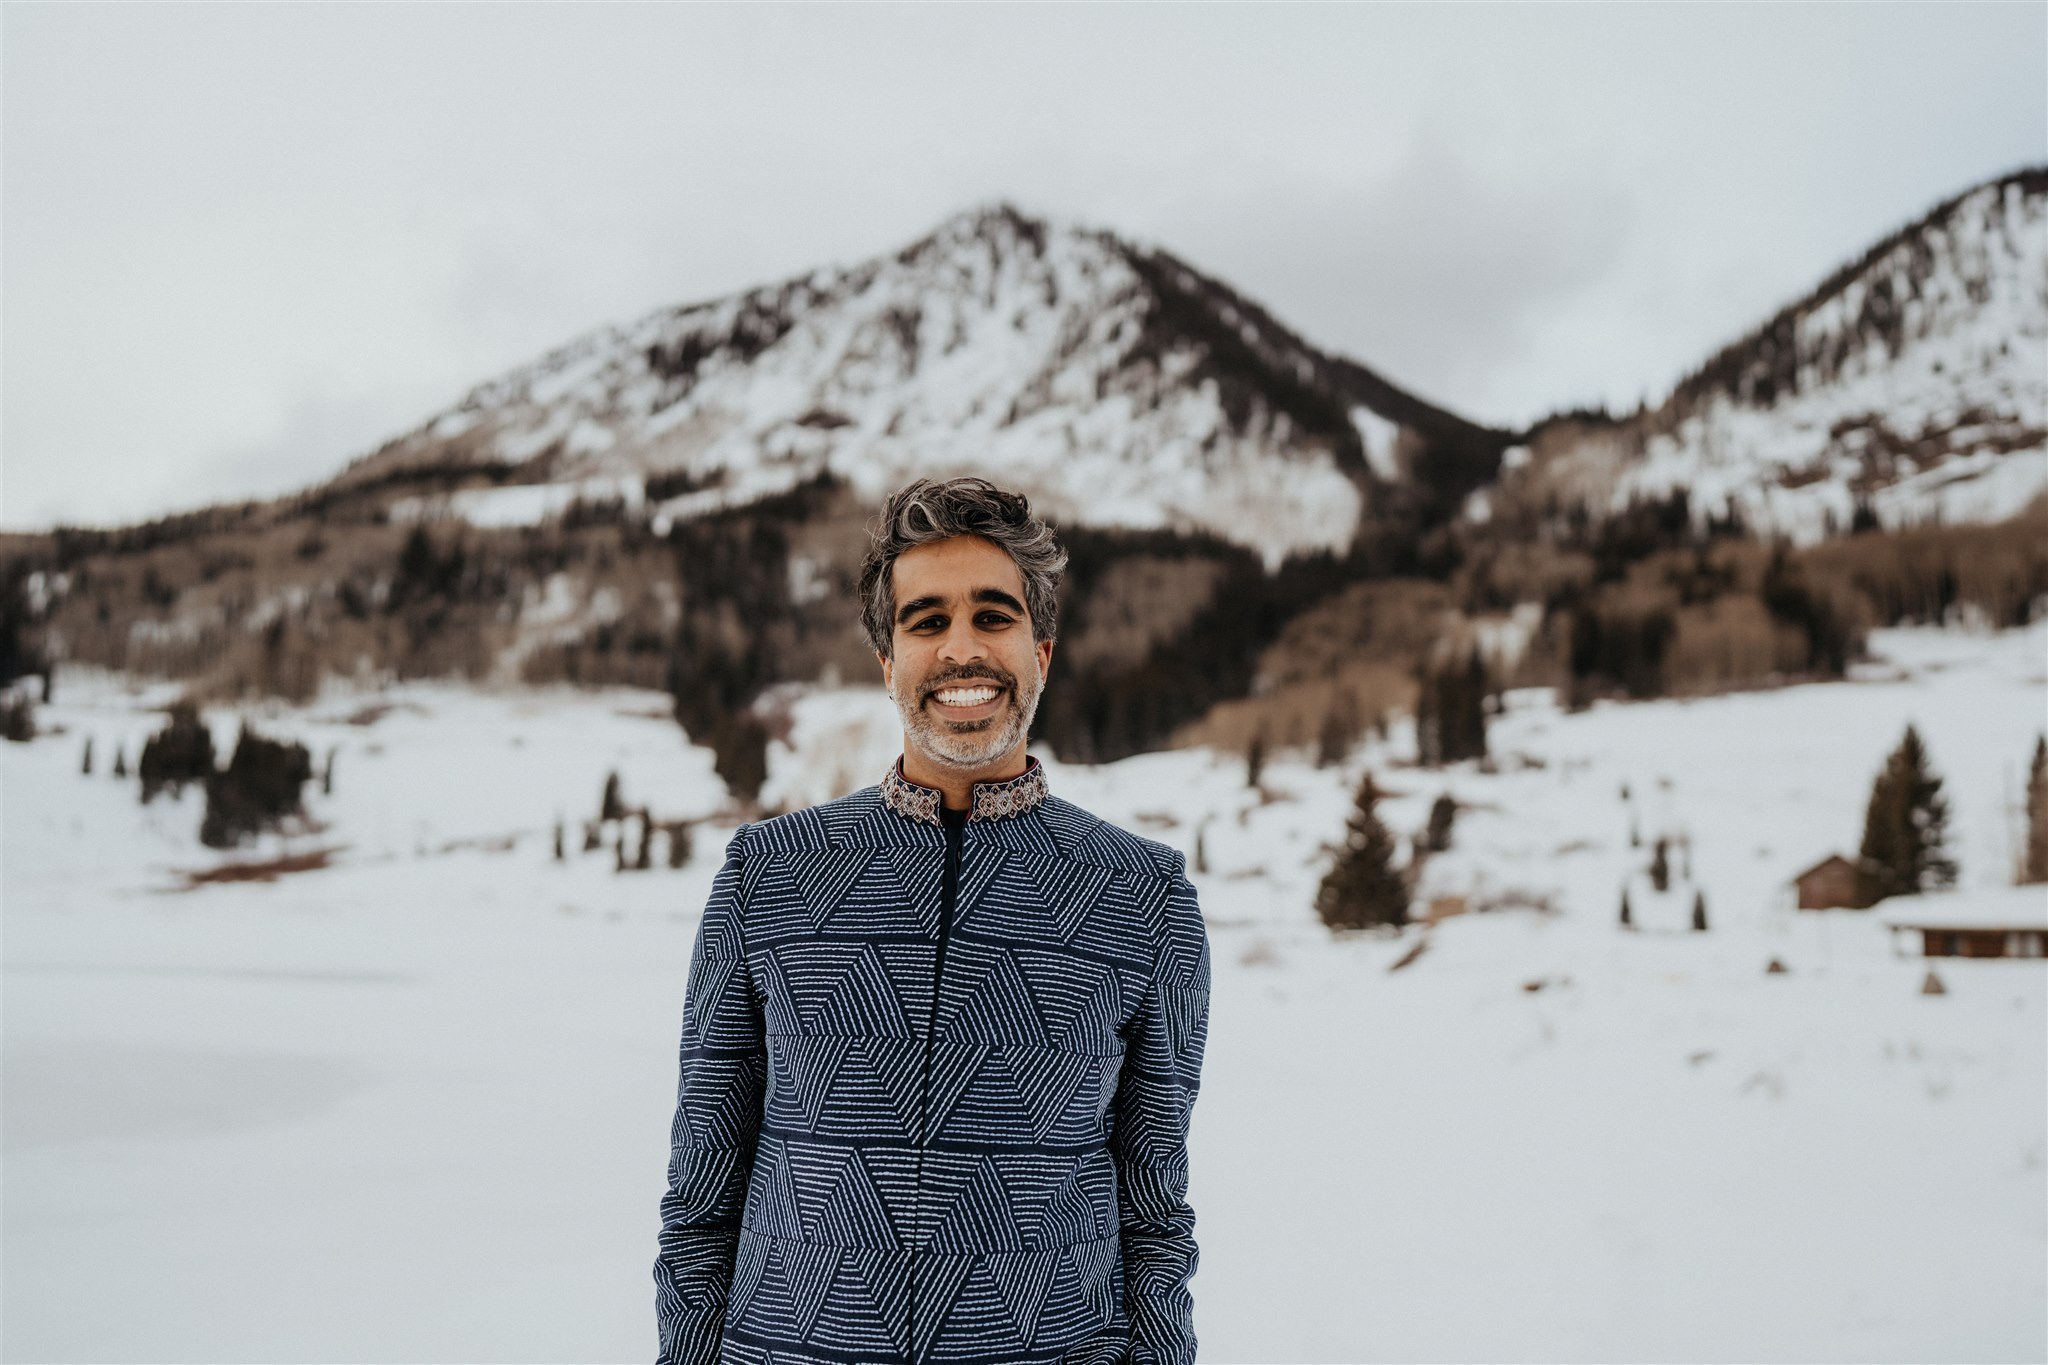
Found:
[889,655,1046,771]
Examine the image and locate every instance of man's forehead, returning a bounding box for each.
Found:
[891,536,1024,597]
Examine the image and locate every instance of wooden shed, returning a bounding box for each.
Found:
[1792,853,1867,910]
[1875,887,2048,960]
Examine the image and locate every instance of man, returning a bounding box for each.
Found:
[655,476,1212,1365]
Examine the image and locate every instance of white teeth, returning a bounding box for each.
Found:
[934,686,1000,706]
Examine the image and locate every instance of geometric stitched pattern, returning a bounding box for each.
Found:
[656,768,1211,1365]
[880,753,1053,828]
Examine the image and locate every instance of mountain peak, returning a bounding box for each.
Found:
[1497,166,2048,542]
[318,199,1508,562]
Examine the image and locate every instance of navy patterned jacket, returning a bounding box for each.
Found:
[655,755,1212,1364]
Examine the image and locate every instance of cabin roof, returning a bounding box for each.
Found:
[1873,885,2048,932]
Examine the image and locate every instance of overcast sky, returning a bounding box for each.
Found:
[4,3,2042,532]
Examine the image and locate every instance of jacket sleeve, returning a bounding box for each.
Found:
[1111,857,1213,1365]
[655,828,766,1364]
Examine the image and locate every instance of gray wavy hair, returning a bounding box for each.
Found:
[858,476,1067,660]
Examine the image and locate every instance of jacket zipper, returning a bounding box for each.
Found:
[909,811,964,1363]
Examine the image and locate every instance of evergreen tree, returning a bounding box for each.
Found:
[1650,836,1671,893]
[1856,723,1958,904]
[1246,729,1267,790]
[1691,889,1708,931]
[1424,793,1457,853]
[1414,661,1440,767]
[635,811,653,870]
[321,747,335,797]
[81,736,93,775]
[2024,734,2048,886]
[199,721,313,849]
[711,714,770,806]
[553,818,565,862]
[138,700,214,803]
[1314,773,1409,931]
[600,770,625,823]
[1619,886,1634,929]
[1416,649,1488,767]
[112,744,127,778]
[1316,690,1361,769]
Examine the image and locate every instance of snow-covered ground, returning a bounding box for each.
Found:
[3,624,2044,1363]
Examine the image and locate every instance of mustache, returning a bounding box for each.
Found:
[921,667,1012,697]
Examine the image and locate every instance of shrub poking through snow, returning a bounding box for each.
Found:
[1315,772,1409,932]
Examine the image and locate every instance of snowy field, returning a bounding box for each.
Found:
[3,624,2044,1363]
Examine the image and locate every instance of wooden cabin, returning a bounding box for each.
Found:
[1875,887,2048,960]
[1792,854,1867,910]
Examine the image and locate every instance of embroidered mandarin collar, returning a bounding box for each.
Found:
[881,754,1050,827]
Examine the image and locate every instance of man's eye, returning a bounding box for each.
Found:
[912,617,944,631]
[979,613,1013,627]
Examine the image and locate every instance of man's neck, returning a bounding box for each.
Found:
[899,743,1029,812]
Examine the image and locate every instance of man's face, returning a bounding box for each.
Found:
[878,534,1055,771]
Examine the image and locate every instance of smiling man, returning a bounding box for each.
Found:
[656,476,1213,1365]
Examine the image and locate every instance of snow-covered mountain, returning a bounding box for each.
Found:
[327,203,1506,564]
[1486,168,2048,541]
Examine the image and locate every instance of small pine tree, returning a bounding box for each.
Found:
[2023,734,2047,886]
[322,747,335,797]
[112,744,127,778]
[1246,729,1267,790]
[1691,889,1708,931]
[582,820,602,853]
[81,736,94,775]
[1857,723,1958,904]
[138,700,214,802]
[553,818,565,862]
[1315,773,1409,931]
[1619,886,1634,929]
[199,721,313,849]
[1650,836,1671,893]
[600,771,625,823]
[635,811,653,870]
[1194,825,1208,875]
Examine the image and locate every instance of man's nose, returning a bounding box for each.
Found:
[936,616,987,663]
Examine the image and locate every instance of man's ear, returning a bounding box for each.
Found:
[1036,636,1055,678]
[876,649,892,691]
